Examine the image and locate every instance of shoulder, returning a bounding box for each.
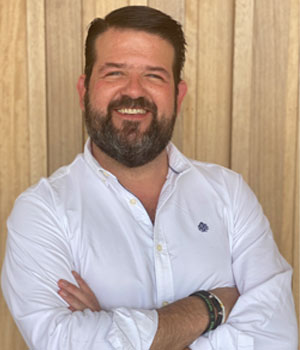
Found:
[8,153,86,230]
[168,143,241,189]
[190,158,240,182]
[185,157,243,200]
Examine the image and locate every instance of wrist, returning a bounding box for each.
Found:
[189,290,225,333]
[188,295,211,334]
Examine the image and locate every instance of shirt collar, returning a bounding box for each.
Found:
[166,143,191,175]
[84,138,117,181]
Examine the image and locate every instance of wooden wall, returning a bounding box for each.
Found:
[0,0,299,348]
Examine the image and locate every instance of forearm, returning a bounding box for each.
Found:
[151,296,208,350]
[151,287,239,350]
[57,274,239,350]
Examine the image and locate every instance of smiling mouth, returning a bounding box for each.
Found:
[117,108,147,115]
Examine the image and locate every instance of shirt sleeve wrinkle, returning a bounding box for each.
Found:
[1,194,158,350]
[204,174,298,349]
[107,307,158,350]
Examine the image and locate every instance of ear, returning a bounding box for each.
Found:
[176,80,188,113]
[77,75,87,111]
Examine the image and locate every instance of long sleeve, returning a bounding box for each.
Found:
[190,175,298,349]
[1,192,158,350]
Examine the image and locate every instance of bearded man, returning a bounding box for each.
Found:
[1,6,298,350]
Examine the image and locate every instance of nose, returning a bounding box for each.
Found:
[120,75,147,99]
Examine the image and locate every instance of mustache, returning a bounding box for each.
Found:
[108,95,157,114]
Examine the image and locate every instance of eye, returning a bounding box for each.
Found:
[105,71,124,77]
[146,73,164,81]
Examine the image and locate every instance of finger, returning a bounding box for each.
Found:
[58,289,87,311]
[71,271,101,312]
[57,279,91,307]
[72,271,93,294]
[58,277,101,312]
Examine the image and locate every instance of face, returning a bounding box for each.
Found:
[78,28,187,167]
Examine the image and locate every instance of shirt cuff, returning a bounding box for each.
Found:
[190,326,254,350]
[189,333,213,349]
[209,325,254,350]
[107,308,158,350]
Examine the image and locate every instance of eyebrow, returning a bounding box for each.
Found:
[145,66,171,78]
[98,62,126,73]
[98,62,171,78]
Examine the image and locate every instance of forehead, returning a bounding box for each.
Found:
[93,28,175,71]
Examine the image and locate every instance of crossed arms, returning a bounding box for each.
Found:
[1,173,298,349]
[57,271,239,349]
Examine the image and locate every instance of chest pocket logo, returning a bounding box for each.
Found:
[198,222,209,232]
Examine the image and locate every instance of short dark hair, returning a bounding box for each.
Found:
[84,6,186,93]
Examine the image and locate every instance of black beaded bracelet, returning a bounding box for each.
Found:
[195,290,224,329]
[190,291,216,333]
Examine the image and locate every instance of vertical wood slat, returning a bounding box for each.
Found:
[294,0,300,331]
[294,114,300,336]
[236,0,297,262]
[46,0,83,174]
[195,0,234,167]
[182,0,199,159]
[231,0,254,180]
[27,0,47,183]
[232,3,299,344]
[280,0,299,270]
[0,0,30,349]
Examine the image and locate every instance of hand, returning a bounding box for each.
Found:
[57,271,101,312]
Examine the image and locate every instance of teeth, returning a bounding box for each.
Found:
[117,108,147,115]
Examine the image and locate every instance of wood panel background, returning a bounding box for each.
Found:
[0,0,299,348]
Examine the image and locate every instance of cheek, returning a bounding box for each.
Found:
[89,84,115,110]
[154,90,176,114]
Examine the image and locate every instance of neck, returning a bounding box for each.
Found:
[91,142,169,187]
[91,142,169,223]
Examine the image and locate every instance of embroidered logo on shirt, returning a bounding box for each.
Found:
[198,222,209,232]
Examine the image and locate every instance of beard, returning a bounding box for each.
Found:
[84,93,177,168]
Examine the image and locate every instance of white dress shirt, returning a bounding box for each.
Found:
[1,139,298,349]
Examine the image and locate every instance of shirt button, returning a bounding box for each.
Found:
[162,301,169,306]
[130,198,137,205]
[103,171,109,177]
[157,244,163,252]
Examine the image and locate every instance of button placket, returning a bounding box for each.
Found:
[129,198,137,205]
[153,223,174,306]
[156,244,163,252]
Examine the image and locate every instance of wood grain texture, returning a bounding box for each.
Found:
[0,1,299,348]
[252,0,297,260]
[231,0,254,179]
[195,0,234,167]
[129,0,147,5]
[27,0,47,183]
[279,0,299,264]
[46,0,83,174]
[0,1,30,349]
[182,0,198,159]
[294,115,300,333]
[294,0,300,328]
[232,0,299,259]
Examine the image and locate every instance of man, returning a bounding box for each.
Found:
[1,6,298,350]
